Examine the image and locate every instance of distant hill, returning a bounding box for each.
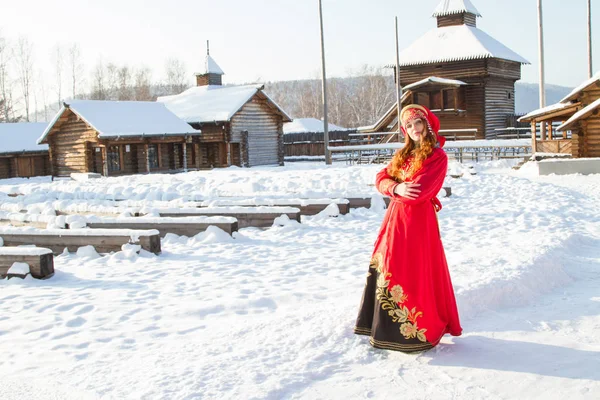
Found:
[515,82,573,115]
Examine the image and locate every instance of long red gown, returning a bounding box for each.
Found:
[354,147,462,352]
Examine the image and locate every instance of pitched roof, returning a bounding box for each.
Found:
[556,97,600,131]
[0,122,48,154]
[404,77,467,91]
[38,100,199,144]
[283,118,347,134]
[432,0,482,17]
[194,55,224,76]
[157,84,292,124]
[560,71,600,103]
[398,25,529,66]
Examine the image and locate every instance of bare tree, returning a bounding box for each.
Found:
[164,58,187,94]
[53,44,64,106]
[90,59,107,100]
[68,43,85,99]
[0,31,16,122]
[134,66,152,100]
[117,65,132,100]
[16,36,33,121]
[37,69,49,121]
[105,62,119,99]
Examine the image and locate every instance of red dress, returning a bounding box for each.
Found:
[354,147,462,352]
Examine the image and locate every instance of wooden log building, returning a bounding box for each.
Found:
[361,0,529,140]
[37,101,201,178]
[158,53,292,167]
[519,72,600,157]
[0,122,50,179]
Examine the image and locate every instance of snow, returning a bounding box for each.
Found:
[283,118,347,134]
[6,262,30,275]
[557,97,600,131]
[398,24,530,66]
[560,70,600,103]
[404,76,467,91]
[38,100,199,144]
[0,247,53,256]
[0,122,49,153]
[158,84,292,124]
[0,161,600,398]
[329,139,531,151]
[432,0,481,17]
[194,54,225,75]
[0,226,159,237]
[518,101,576,121]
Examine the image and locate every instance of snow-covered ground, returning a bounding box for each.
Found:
[0,160,599,400]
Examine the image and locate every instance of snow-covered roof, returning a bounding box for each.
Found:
[194,55,224,76]
[560,71,600,103]
[556,97,600,131]
[0,123,49,154]
[283,118,347,134]
[518,102,579,122]
[432,0,481,17]
[398,25,529,66]
[404,77,467,91]
[38,100,199,144]
[157,84,292,124]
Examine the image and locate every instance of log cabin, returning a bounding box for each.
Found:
[0,122,50,179]
[519,71,600,157]
[361,0,529,140]
[158,54,292,168]
[37,101,200,178]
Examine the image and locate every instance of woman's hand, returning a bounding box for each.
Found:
[394,182,421,199]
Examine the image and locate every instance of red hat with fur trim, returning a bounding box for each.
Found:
[400,104,445,148]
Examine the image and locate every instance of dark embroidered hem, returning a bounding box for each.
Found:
[353,326,371,336]
[369,337,433,353]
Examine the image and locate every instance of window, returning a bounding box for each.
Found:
[148,144,159,169]
[107,146,121,172]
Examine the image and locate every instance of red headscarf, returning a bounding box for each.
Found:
[400,104,445,148]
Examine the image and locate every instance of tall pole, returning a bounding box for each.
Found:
[537,0,546,143]
[588,0,593,78]
[395,17,403,142]
[318,0,331,164]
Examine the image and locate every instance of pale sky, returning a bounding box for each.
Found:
[0,0,598,94]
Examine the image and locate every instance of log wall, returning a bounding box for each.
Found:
[231,96,282,167]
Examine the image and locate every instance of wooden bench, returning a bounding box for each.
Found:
[0,227,161,255]
[0,247,54,279]
[347,188,452,209]
[84,216,238,237]
[200,199,350,216]
[152,207,300,228]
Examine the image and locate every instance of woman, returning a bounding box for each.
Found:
[354,104,462,352]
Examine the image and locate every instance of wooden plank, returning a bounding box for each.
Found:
[86,221,238,237]
[157,210,300,228]
[0,251,54,279]
[0,231,161,255]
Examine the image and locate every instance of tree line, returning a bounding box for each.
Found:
[1,32,397,128]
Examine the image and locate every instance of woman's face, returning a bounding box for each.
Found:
[405,118,425,143]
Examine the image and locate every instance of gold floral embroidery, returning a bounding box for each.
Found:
[378,179,396,195]
[370,253,428,343]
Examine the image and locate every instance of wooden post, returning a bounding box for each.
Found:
[318,0,331,165]
[395,16,403,143]
[183,141,188,172]
[145,143,150,173]
[101,146,108,177]
[531,122,537,153]
[588,0,593,78]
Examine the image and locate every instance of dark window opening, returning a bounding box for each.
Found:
[148,144,159,169]
[107,146,120,172]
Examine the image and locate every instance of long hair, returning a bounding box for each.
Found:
[387,120,438,181]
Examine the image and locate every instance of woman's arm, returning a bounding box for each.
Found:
[396,149,448,205]
[375,164,400,197]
